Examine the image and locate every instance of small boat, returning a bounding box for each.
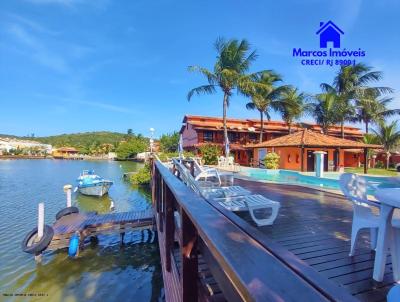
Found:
[76,170,113,197]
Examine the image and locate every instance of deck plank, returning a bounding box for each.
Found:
[234,179,395,302]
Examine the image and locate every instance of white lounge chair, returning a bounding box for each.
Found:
[213,194,280,226]
[173,159,280,226]
[192,158,221,185]
[339,173,379,256]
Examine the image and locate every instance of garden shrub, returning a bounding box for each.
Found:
[130,164,151,185]
[375,161,385,169]
[199,144,221,165]
[264,152,280,169]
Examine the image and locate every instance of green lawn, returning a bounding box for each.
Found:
[344,167,399,176]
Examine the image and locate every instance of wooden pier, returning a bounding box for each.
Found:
[47,209,154,251]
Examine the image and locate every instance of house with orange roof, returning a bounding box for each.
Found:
[180,115,367,169]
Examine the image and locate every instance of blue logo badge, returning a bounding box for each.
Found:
[291,21,366,67]
[316,21,344,48]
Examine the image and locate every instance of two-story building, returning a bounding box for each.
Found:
[180,115,365,168]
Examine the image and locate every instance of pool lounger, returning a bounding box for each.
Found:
[213,194,280,226]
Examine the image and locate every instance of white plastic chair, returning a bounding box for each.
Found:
[387,284,400,302]
[227,156,234,166]
[339,173,379,256]
[218,156,226,167]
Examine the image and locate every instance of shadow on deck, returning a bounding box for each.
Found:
[234,179,394,302]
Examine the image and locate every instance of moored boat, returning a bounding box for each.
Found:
[77,170,113,197]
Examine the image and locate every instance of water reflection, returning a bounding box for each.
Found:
[0,159,162,302]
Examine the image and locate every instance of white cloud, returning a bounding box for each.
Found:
[24,0,110,9]
[35,94,136,114]
[7,23,70,72]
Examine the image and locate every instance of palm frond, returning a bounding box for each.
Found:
[187,85,217,101]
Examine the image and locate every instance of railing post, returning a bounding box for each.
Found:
[189,161,195,177]
[165,186,175,272]
[181,209,198,302]
[159,178,165,232]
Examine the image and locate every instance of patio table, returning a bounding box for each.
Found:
[373,188,400,282]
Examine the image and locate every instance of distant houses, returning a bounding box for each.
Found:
[0,137,52,156]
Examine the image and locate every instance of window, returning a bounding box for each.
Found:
[248,132,257,141]
[228,132,239,142]
[203,131,213,142]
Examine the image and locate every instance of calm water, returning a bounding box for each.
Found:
[0,159,163,302]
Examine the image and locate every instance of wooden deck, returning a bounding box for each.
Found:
[48,209,154,250]
[232,179,394,302]
[153,159,360,302]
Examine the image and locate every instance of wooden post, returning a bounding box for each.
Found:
[189,161,195,177]
[300,147,304,172]
[181,209,198,301]
[64,184,72,207]
[364,148,368,174]
[35,202,44,263]
[165,187,175,272]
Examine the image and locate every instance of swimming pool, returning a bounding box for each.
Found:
[240,168,400,192]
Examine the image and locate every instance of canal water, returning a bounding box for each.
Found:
[0,159,163,301]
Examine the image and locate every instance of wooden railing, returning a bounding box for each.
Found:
[151,159,357,302]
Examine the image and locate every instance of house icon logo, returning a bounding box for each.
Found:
[316,21,344,48]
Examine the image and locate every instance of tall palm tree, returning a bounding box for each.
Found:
[278,87,310,133]
[321,63,393,138]
[309,92,340,134]
[363,133,379,168]
[372,121,400,169]
[187,38,264,153]
[244,71,288,142]
[354,89,399,133]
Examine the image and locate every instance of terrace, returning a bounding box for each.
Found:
[152,159,397,302]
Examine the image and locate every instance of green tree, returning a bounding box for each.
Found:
[372,121,400,169]
[159,132,179,153]
[321,63,393,138]
[309,92,340,134]
[116,137,148,159]
[278,87,310,133]
[188,38,265,153]
[244,71,289,142]
[354,90,399,133]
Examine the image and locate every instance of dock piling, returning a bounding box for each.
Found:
[35,202,45,263]
[63,184,73,207]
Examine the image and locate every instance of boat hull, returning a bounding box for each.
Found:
[78,182,112,197]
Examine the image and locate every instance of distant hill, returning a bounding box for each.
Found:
[34,131,129,149]
[1,131,133,154]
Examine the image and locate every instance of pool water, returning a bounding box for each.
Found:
[241,168,400,192]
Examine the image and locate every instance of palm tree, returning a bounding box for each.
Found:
[321,63,393,138]
[187,38,264,153]
[278,87,310,133]
[309,92,340,134]
[244,71,288,142]
[363,133,379,168]
[372,121,400,169]
[354,89,399,133]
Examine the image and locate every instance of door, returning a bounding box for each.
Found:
[258,149,267,161]
[307,150,315,171]
[333,149,339,171]
[324,151,329,171]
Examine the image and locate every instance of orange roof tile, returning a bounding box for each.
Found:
[248,129,381,149]
[181,115,362,137]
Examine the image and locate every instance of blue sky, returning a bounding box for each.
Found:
[0,0,399,137]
